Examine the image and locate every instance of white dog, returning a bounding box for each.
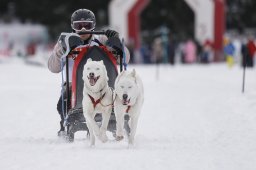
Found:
[82,58,113,146]
[114,69,144,145]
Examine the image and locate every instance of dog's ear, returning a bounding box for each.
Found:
[130,69,137,84]
[87,58,92,62]
[115,71,125,87]
[99,60,104,65]
[131,69,136,77]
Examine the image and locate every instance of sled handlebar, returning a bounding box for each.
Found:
[77,31,106,35]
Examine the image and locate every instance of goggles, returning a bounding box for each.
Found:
[71,21,95,32]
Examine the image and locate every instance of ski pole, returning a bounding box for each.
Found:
[242,54,247,93]
[60,58,65,128]
[120,55,123,72]
[122,38,127,70]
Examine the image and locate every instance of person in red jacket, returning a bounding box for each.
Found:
[246,37,256,67]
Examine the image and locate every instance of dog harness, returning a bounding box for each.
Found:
[126,106,131,113]
[88,93,106,109]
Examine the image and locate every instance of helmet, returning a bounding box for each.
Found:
[71,9,96,32]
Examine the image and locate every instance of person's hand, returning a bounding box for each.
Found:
[106,45,120,58]
[53,41,64,58]
[105,29,119,38]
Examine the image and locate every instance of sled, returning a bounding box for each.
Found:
[59,31,128,142]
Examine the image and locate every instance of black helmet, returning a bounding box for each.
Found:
[71,9,96,32]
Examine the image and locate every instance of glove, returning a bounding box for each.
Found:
[106,36,123,55]
[53,41,64,58]
[105,29,119,38]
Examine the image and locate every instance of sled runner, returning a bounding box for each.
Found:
[59,31,127,142]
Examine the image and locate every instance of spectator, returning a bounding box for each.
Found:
[140,41,151,64]
[246,36,256,67]
[200,39,213,64]
[184,39,197,63]
[152,37,163,63]
[223,37,235,67]
[168,35,176,65]
[241,37,249,67]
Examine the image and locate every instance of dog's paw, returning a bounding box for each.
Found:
[100,133,108,143]
[101,135,108,143]
[99,127,109,142]
[116,135,124,141]
[94,128,100,137]
[128,136,135,145]
[89,135,96,146]
[116,129,124,138]
[127,143,136,149]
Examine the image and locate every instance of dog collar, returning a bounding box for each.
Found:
[88,93,106,109]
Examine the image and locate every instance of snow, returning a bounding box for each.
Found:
[0,58,256,170]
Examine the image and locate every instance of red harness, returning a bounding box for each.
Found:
[126,105,131,113]
[88,93,106,109]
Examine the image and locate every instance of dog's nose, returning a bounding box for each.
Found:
[89,72,94,77]
[123,94,128,100]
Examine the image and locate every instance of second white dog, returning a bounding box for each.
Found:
[82,59,113,146]
[114,69,144,145]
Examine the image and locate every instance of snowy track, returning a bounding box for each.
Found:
[0,58,256,170]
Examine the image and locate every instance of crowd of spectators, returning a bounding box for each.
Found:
[127,33,256,68]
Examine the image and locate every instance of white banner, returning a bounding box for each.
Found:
[184,0,214,44]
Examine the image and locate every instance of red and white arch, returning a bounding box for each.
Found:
[109,0,225,57]
[109,0,149,49]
